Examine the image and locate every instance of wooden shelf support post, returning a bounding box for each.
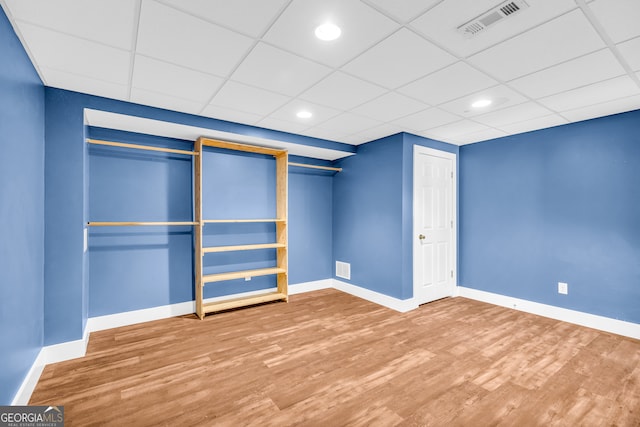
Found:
[276,152,289,300]
[194,138,204,319]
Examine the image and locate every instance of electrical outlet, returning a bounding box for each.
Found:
[558,282,568,295]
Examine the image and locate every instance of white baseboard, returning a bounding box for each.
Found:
[12,327,90,405]
[11,350,46,405]
[86,287,299,333]
[40,328,90,365]
[333,279,418,313]
[289,279,333,295]
[457,286,640,340]
[87,301,196,333]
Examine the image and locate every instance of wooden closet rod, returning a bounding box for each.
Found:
[288,162,342,172]
[88,221,197,227]
[87,139,198,156]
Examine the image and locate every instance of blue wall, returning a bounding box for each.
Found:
[333,134,405,297]
[460,109,640,323]
[44,89,88,344]
[44,90,338,323]
[0,8,45,404]
[289,157,334,284]
[87,128,194,316]
[332,133,458,300]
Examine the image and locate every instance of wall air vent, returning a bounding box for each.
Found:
[457,0,529,38]
[336,261,351,280]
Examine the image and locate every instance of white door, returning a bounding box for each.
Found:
[413,146,456,305]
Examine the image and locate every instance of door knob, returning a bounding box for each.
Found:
[419,234,425,240]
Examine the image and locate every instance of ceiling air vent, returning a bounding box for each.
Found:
[457,0,529,38]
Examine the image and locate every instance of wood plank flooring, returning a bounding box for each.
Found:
[30,289,640,426]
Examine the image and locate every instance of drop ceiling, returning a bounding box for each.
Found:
[2,0,640,146]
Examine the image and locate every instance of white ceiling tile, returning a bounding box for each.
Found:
[160,0,288,38]
[498,114,569,135]
[300,72,387,110]
[410,0,578,58]
[416,130,462,145]
[560,94,640,123]
[267,99,342,128]
[6,0,136,49]
[589,0,640,43]
[468,9,605,81]
[343,28,456,89]
[392,108,461,132]
[362,0,440,22]
[211,81,289,117]
[255,117,311,134]
[137,0,254,77]
[538,76,640,112]
[473,102,555,128]
[417,131,461,145]
[232,43,332,97]
[200,104,263,125]
[352,92,426,121]
[299,127,350,142]
[41,67,129,101]
[313,112,382,136]
[455,128,508,144]
[438,85,528,118]
[398,62,498,105]
[347,123,403,144]
[130,88,206,115]
[617,37,640,71]
[508,49,627,99]
[132,55,223,103]
[263,0,397,67]
[424,120,490,140]
[18,23,130,85]
[340,134,371,145]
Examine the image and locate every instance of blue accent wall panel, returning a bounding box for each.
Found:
[289,164,334,283]
[87,128,194,316]
[460,110,640,323]
[0,7,45,404]
[44,88,87,345]
[200,148,278,298]
[333,134,405,298]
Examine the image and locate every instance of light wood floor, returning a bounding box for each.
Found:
[31,289,640,426]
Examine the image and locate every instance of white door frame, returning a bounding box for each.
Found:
[413,145,457,303]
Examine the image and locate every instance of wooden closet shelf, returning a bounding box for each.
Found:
[203,219,286,224]
[203,243,285,253]
[202,267,286,284]
[202,291,287,314]
[88,221,197,227]
[289,162,342,172]
[87,138,197,156]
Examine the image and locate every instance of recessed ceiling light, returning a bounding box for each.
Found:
[296,110,312,119]
[315,23,341,41]
[471,99,492,108]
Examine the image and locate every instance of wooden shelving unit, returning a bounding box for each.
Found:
[194,137,288,319]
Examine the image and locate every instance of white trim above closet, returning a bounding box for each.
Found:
[84,109,355,161]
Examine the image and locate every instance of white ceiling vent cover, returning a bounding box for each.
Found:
[457,0,529,38]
